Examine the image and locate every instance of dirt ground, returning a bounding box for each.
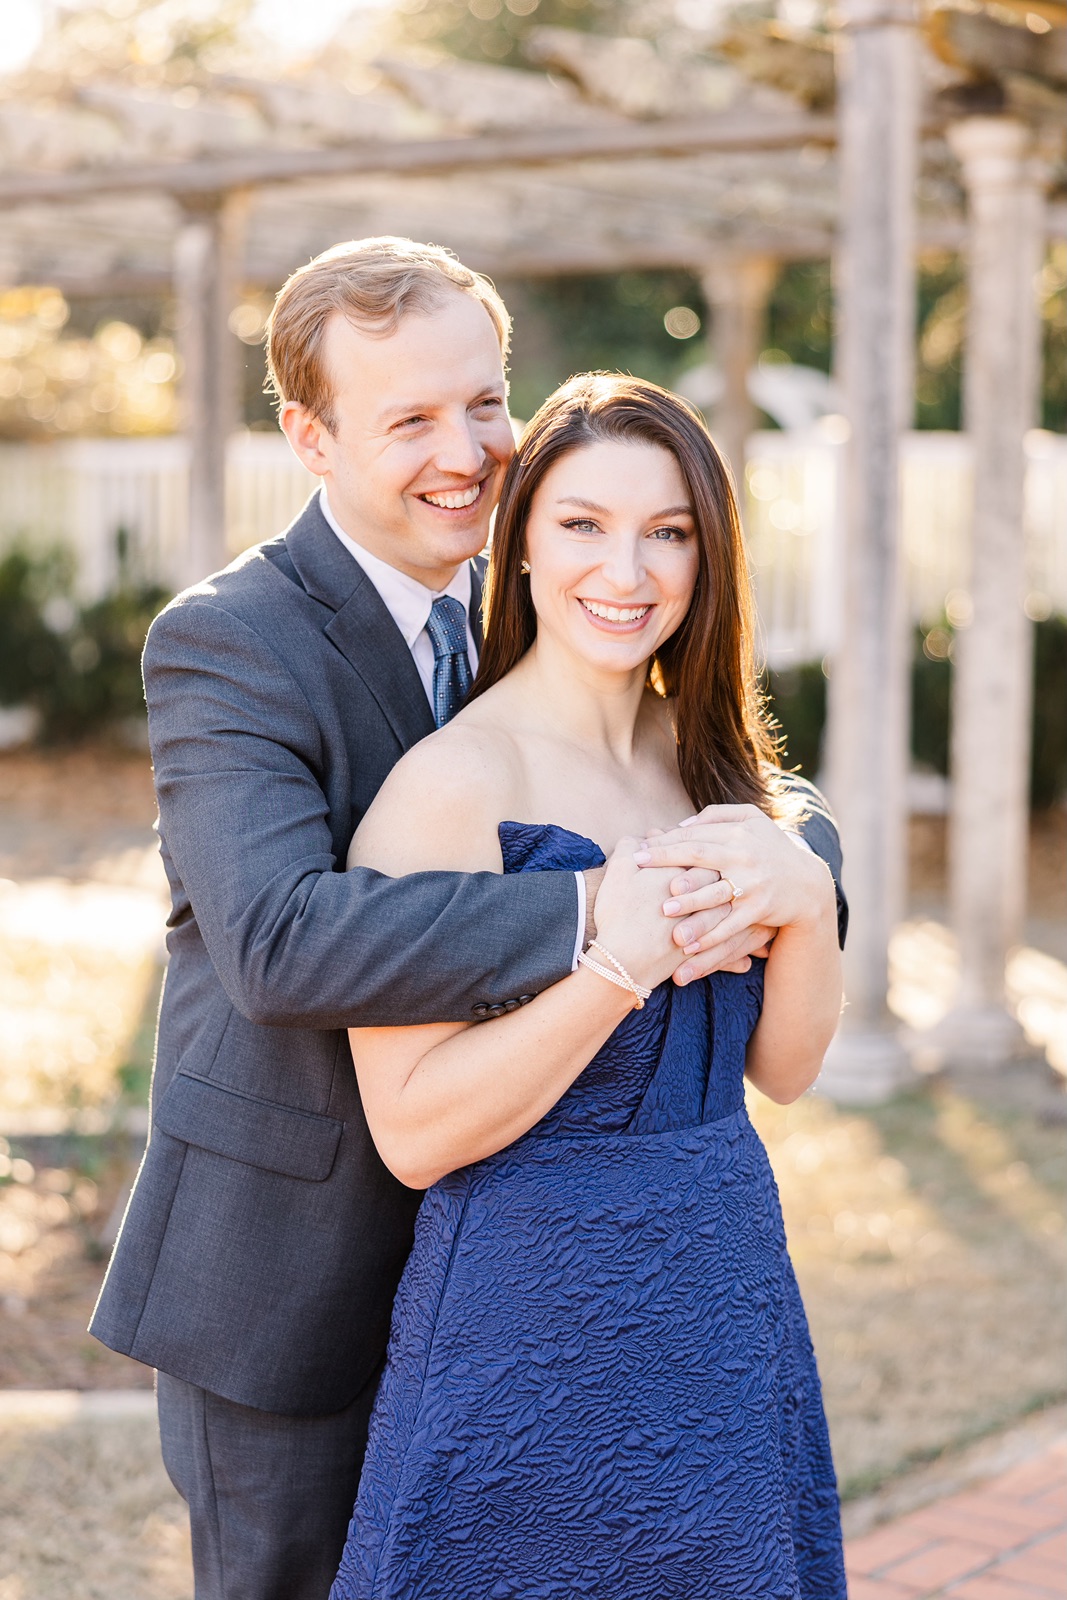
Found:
[0,1406,192,1600]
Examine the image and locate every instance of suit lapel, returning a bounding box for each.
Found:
[286,497,434,751]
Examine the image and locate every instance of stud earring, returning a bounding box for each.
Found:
[520,560,531,575]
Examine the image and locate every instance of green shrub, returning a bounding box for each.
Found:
[0,542,168,743]
[765,616,1067,810]
[0,546,70,707]
[764,661,826,780]
[1032,614,1067,809]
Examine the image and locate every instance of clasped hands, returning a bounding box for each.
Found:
[590,804,831,987]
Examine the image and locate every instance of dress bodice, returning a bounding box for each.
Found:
[498,821,764,1138]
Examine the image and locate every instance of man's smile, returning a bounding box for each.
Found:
[417,479,488,512]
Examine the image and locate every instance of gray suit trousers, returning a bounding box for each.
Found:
[157,1367,380,1600]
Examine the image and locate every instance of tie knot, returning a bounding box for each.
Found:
[425,595,469,661]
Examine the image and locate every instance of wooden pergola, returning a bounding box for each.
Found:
[2,4,1064,1097]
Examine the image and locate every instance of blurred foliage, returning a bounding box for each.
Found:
[384,0,634,68]
[0,547,70,706]
[767,618,1067,810]
[1041,244,1067,434]
[503,246,1063,431]
[1032,613,1067,808]
[0,288,177,439]
[503,270,703,418]
[911,623,953,778]
[764,260,833,376]
[765,660,826,781]
[915,252,964,431]
[0,541,168,742]
[31,0,258,84]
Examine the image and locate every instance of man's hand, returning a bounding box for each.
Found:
[634,807,833,986]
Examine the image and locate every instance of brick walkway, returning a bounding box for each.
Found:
[846,1440,1066,1599]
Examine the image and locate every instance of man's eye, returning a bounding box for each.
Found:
[473,396,503,410]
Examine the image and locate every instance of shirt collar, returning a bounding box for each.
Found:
[319,486,472,647]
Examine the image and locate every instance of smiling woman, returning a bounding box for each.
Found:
[334,370,845,1600]
[475,371,777,817]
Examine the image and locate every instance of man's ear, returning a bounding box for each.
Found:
[280,401,330,477]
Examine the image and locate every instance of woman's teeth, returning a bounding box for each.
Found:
[421,484,481,510]
[580,600,651,623]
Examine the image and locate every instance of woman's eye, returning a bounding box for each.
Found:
[562,518,602,535]
[649,525,689,543]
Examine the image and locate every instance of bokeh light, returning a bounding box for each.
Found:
[0,289,178,438]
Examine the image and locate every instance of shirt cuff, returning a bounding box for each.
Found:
[571,870,587,971]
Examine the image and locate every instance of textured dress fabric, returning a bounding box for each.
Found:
[332,823,845,1600]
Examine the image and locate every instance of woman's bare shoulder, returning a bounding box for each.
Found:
[347,716,522,875]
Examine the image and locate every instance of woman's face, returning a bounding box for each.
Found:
[522,438,701,677]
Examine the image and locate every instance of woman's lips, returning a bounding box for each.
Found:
[578,598,654,633]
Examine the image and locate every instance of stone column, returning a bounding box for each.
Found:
[819,0,919,1102]
[173,190,246,587]
[701,255,777,491]
[936,118,1046,1066]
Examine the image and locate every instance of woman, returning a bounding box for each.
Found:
[331,374,846,1599]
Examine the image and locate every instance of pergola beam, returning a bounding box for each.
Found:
[0,112,838,207]
[12,215,1014,300]
[11,233,836,296]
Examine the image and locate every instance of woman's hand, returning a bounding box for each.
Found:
[634,805,836,983]
[590,838,685,993]
[636,805,842,1100]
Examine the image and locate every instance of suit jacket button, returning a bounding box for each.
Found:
[472,1002,490,1017]
[518,994,535,1005]
[503,998,520,1013]
[487,1002,506,1017]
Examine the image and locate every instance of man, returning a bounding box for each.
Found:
[91,237,845,1599]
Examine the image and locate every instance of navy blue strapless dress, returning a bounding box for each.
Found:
[332,823,845,1600]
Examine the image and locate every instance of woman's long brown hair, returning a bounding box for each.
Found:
[469,372,784,814]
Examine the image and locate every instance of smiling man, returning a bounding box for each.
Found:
[88,238,844,1600]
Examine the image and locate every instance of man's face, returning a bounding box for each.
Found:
[281,290,515,589]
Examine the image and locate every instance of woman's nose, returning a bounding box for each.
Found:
[599,539,645,593]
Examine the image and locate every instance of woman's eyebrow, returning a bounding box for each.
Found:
[555,497,694,517]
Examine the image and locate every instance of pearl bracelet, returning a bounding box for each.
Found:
[577,940,652,1009]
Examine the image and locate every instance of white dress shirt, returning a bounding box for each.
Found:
[319,488,478,703]
[319,487,586,968]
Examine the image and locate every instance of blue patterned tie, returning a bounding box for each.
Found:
[424,595,474,727]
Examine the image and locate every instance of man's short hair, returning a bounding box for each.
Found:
[265,236,511,432]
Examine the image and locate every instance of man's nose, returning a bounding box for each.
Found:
[433,415,484,478]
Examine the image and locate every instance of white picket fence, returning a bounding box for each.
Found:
[1,429,1064,665]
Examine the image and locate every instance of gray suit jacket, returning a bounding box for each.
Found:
[91,494,847,1416]
[90,497,580,1414]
